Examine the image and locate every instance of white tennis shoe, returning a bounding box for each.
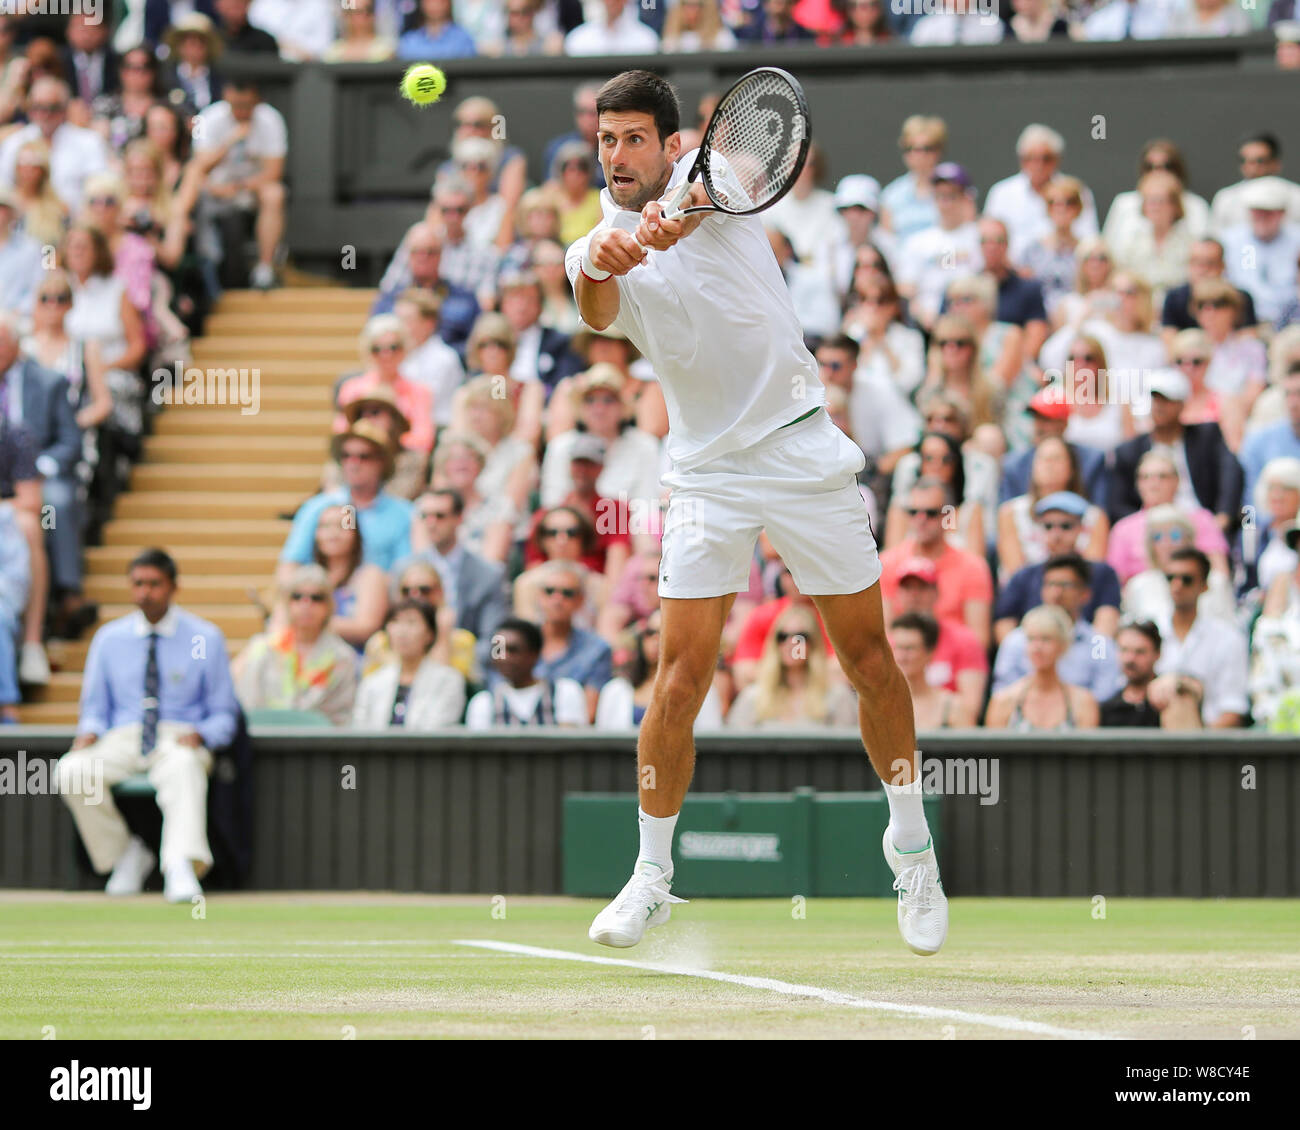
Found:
[589,860,686,948]
[105,836,155,896]
[882,827,948,956]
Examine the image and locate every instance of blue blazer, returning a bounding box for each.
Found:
[14,358,80,479]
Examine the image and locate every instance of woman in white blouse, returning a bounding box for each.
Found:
[352,599,467,730]
[843,274,926,397]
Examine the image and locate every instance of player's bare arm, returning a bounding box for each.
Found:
[574,228,644,330]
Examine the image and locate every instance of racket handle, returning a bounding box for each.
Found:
[661,176,694,222]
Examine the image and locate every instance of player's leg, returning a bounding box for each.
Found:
[589,592,733,948]
[814,584,948,956]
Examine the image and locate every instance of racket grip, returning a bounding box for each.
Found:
[661,176,694,222]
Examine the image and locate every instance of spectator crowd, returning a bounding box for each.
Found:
[2,7,1300,759]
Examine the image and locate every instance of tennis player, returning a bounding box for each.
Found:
[566,71,947,956]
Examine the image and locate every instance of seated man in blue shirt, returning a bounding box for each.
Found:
[56,548,239,903]
[526,560,612,724]
[994,492,1121,644]
[279,420,412,583]
[992,553,1125,704]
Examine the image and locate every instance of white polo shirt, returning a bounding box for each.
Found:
[1155,612,1249,726]
[566,149,824,472]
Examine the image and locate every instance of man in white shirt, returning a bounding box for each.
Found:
[395,288,466,428]
[1210,132,1300,232]
[1219,178,1300,325]
[0,78,109,213]
[1154,547,1249,727]
[983,124,1099,265]
[831,174,896,297]
[248,0,336,60]
[1081,0,1184,40]
[896,162,981,332]
[465,618,589,728]
[564,0,660,55]
[187,79,288,290]
[567,70,945,956]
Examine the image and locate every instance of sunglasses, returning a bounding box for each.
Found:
[1068,353,1099,364]
[370,342,402,354]
[1048,198,1080,208]
[925,413,958,424]
[540,525,579,538]
[1151,529,1186,543]
[906,507,942,519]
[340,449,379,462]
[1198,298,1232,310]
[1039,521,1079,532]
[290,591,328,603]
[542,585,580,598]
[457,120,493,131]
[921,450,955,463]
[775,631,807,644]
[439,204,469,214]
[937,339,973,349]
[401,584,436,597]
[820,359,847,371]
[38,292,71,305]
[903,144,939,154]
[1176,356,1208,367]
[88,196,120,207]
[1164,572,1198,586]
[420,509,455,520]
[460,161,492,172]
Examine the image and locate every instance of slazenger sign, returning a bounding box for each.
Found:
[678,832,782,862]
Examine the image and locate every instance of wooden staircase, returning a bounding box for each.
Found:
[21,288,377,725]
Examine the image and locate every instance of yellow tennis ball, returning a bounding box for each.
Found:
[401,63,446,107]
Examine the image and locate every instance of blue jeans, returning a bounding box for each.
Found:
[0,609,18,706]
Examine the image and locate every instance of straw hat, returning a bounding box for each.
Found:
[163,13,224,61]
[341,383,411,441]
[330,419,396,481]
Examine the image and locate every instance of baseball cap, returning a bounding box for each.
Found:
[1034,491,1089,519]
[1242,176,1288,212]
[932,162,972,191]
[1027,387,1070,421]
[896,557,939,585]
[1146,367,1191,402]
[570,434,607,464]
[834,174,880,213]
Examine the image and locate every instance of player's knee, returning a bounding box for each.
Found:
[654,664,711,717]
[844,637,896,693]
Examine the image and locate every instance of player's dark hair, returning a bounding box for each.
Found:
[1169,546,1211,583]
[890,611,939,652]
[1239,131,1280,159]
[128,547,177,583]
[385,598,439,645]
[597,70,680,145]
[494,617,542,657]
[1118,618,1162,652]
[1042,553,1091,587]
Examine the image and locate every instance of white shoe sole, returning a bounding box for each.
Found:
[589,905,671,949]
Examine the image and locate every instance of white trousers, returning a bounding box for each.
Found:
[57,722,214,875]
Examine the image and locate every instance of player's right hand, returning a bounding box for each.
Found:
[589,229,647,277]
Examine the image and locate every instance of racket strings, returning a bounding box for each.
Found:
[704,72,805,212]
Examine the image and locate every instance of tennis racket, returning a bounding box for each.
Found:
[651,66,812,227]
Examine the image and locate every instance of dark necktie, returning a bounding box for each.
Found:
[141,632,159,756]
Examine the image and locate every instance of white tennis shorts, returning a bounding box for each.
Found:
[658,408,882,599]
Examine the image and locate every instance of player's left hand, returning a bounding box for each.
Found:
[635,200,687,252]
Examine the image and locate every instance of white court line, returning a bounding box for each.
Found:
[0,940,456,947]
[454,939,1123,1041]
[0,952,514,960]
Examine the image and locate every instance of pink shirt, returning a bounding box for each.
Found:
[1106,507,1229,584]
[335,371,434,454]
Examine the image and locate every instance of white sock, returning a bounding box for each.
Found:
[636,808,678,871]
[883,781,930,852]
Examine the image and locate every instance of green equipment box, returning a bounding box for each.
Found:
[563,788,941,898]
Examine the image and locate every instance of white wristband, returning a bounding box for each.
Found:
[581,248,611,282]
